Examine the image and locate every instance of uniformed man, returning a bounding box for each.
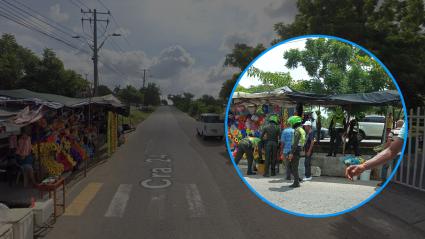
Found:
[261,115,281,177]
[288,116,306,188]
[327,110,345,157]
[346,118,360,156]
[234,135,261,175]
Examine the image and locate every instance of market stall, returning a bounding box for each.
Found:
[0,89,128,187]
[228,87,403,176]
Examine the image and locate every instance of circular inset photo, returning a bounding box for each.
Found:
[225,35,408,217]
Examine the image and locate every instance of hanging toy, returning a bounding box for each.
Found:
[262,104,269,114]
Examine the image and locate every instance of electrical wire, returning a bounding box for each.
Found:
[96,0,134,49]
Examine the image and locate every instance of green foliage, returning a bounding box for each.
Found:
[0,34,89,97]
[141,83,161,106]
[97,85,112,96]
[224,44,266,71]
[272,0,425,106]
[117,85,143,105]
[168,93,223,117]
[247,67,292,88]
[283,38,392,94]
[219,73,239,101]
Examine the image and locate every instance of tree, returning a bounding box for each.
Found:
[97,85,112,96]
[219,73,239,101]
[247,67,292,89]
[272,0,425,106]
[0,34,90,97]
[117,85,143,105]
[224,43,266,71]
[142,83,161,106]
[282,38,392,94]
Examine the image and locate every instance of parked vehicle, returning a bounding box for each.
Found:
[196,113,224,140]
[358,115,385,140]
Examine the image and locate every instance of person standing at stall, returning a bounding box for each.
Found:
[261,115,281,177]
[303,121,316,181]
[345,118,360,156]
[327,110,344,157]
[234,135,261,175]
[288,116,306,188]
[280,121,294,180]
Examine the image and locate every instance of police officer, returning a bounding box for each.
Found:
[346,118,360,156]
[261,115,281,177]
[234,135,260,175]
[288,116,306,188]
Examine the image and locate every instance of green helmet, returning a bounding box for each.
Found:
[288,116,302,127]
[269,115,279,124]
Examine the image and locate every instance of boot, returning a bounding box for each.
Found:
[289,179,300,188]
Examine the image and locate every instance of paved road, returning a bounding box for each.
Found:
[45,106,425,239]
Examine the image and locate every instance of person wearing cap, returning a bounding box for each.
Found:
[288,116,306,187]
[260,115,281,177]
[346,122,406,180]
[233,135,260,175]
[303,120,316,181]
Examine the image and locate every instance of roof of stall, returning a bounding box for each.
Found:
[233,87,400,106]
[0,89,126,110]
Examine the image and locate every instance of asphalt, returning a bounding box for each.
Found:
[44,106,425,239]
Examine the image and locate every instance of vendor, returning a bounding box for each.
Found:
[233,135,260,175]
[261,115,281,177]
[15,128,36,186]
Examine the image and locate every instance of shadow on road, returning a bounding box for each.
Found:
[269,186,296,193]
[194,134,226,147]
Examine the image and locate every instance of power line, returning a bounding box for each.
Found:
[75,0,90,10]
[96,0,134,49]
[0,8,87,53]
[0,4,127,80]
[2,0,86,44]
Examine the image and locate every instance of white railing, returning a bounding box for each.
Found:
[392,107,425,191]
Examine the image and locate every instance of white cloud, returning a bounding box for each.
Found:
[49,4,69,23]
[149,45,195,79]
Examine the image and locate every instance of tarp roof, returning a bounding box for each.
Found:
[0,89,126,110]
[233,87,401,106]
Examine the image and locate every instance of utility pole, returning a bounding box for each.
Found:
[81,9,110,96]
[141,69,149,89]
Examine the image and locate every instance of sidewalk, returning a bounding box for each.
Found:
[238,160,379,215]
[369,182,425,234]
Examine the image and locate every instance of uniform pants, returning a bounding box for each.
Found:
[234,143,254,174]
[264,141,278,175]
[290,147,301,184]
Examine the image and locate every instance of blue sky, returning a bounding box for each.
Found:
[0,0,298,96]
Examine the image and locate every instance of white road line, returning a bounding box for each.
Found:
[150,193,166,220]
[185,184,206,218]
[104,184,133,218]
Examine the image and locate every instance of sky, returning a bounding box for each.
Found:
[0,0,298,97]
[239,38,310,88]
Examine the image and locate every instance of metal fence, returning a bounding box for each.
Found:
[392,107,425,191]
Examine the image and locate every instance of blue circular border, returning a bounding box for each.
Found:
[224,34,409,218]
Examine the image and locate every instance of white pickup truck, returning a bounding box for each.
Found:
[196,113,224,140]
[358,115,385,140]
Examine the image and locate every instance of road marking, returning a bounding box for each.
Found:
[150,193,166,220]
[64,182,103,216]
[104,184,133,218]
[185,184,206,218]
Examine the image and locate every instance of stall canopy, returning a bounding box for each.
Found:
[233,87,401,106]
[0,89,127,114]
